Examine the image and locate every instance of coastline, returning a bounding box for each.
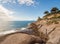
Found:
[0,18,60,44]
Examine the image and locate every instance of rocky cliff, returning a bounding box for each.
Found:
[34,17,60,44]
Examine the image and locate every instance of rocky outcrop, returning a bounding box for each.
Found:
[46,24,60,44]
[0,17,60,44]
[0,24,46,44]
[28,22,49,43]
[0,33,43,44]
[34,19,60,44]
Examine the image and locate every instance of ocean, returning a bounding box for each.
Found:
[9,21,34,29]
[0,21,34,32]
[0,21,35,35]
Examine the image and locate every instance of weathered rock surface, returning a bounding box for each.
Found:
[35,20,60,44]
[0,33,42,44]
[46,24,60,44]
[0,19,60,44]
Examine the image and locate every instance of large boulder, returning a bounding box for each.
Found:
[0,33,43,44]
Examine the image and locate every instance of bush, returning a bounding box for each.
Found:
[57,16,60,18]
[37,17,42,21]
[46,21,53,25]
[52,20,59,24]
[46,20,59,25]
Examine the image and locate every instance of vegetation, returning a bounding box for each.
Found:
[46,20,59,25]
[30,7,60,44]
[29,23,49,44]
[57,10,60,13]
[57,16,60,18]
[53,20,59,24]
[37,17,42,21]
[51,7,59,14]
[43,7,60,19]
[46,20,53,25]
[44,11,49,14]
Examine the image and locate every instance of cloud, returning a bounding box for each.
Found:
[18,0,35,6]
[0,0,35,6]
[0,4,34,21]
[0,5,14,21]
[0,5,16,31]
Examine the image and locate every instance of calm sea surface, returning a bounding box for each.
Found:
[0,21,35,34]
[8,21,34,29]
[0,21,34,32]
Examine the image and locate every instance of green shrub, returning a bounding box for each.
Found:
[37,17,42,21]
[57,16,60,18]
[46,21,53,25]
[52,20,59,24]
[46,20,59,25]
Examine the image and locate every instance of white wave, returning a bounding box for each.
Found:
[20,27,33,34]
[0,27,26,36]
[0,27,33,36]
[20,28,26,30]
[0,30,17,36]
[28,23,31,26]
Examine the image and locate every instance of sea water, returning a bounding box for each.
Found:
[10,21,34,29]
[0,21,34,35]
[1,21,34,30]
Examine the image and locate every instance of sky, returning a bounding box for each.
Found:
[0,0,60,21]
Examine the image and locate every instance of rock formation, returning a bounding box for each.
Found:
[0,7,60,44]
[0,33,43,44]
[34,17,60,44]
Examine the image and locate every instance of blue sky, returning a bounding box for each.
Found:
[0,0,60,21]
